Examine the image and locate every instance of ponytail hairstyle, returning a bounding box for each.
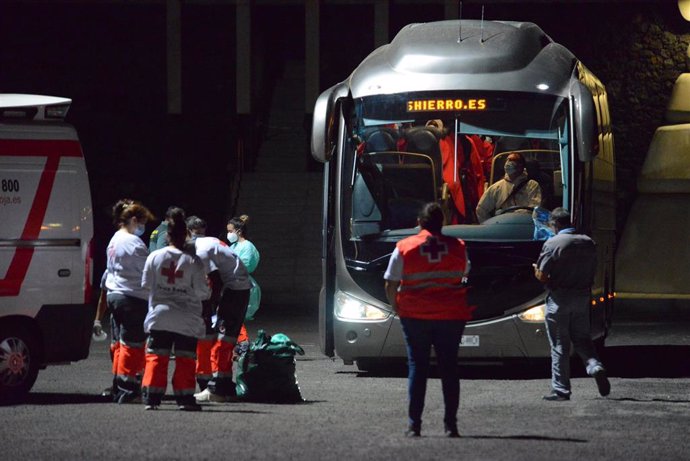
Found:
[418,202,444,234]
[165,207,188,250]
[112,199,155,227]
[228,214,250,238]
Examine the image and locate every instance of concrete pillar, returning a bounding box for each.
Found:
[444,0,459,20]
[166,0,182,115]
[305,0,320,114]
[374,0,389,47]
[236,0,251,114]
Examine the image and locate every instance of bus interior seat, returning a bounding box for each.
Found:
[525,159,554,208]
[388,196,426,230]
[380,159,436,230]
[363,127,398,153]
[489,152,510,185]
[402,126,443,186]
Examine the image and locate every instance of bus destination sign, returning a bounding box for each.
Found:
[407,98,488,112]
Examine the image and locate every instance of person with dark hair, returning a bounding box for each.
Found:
[476,151,542,223]
[533,207,610,401]
[225,214,259,359]
[104,199,155,403]
[141,207,209,411]
[186,215,222,391]
[383,202,473,437]
[190,217,252,404]
[227,214,261,321]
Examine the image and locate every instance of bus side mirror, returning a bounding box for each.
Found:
[311,83,349,163]
[571,81,598,162]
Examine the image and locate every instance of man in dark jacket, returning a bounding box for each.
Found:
[533,207,610,401]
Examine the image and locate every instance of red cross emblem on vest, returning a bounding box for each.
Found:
[161,260,184,284]
[420,236,448,263]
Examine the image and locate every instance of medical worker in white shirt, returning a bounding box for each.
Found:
[191,221,252,403]
[104,199,154,404]
[141,207,209,411]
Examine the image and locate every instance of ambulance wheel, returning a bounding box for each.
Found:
[0,323,40,405]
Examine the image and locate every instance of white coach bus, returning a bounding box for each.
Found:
[311,20,616,370]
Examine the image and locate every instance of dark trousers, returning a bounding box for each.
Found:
[108,293,147,400]
[207,287,250,396]
[400,318,466,431]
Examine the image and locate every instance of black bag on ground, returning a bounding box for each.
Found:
[235,329,305,403]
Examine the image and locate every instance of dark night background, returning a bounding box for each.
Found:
[1,1,688,303]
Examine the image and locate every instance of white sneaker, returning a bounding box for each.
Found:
[194,388,228,403]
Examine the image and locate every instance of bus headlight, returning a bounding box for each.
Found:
[518,304,546,323]
[334,291,391,321]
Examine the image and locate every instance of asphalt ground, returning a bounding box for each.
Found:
[2,306,689,461]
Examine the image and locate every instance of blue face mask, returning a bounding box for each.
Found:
[133,224,146,237]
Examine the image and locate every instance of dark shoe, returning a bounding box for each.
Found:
[405,426,421,437]
[117,392,142,404]
[179,403,202,412]
[543,391,570,401]
[592,366,611,397]
[444,424,460,438]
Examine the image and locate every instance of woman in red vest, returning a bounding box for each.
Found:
[384,202,473,437]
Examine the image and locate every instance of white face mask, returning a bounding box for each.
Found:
[134,224,146,237]
[227,232,239,244]
[504,161,519,176]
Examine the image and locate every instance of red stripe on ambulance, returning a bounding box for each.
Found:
[0,140,81,296]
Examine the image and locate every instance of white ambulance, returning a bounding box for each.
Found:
[0,94,94,404]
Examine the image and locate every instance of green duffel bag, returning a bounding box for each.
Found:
[235,329,305,403]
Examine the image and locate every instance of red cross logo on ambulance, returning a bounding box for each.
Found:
[419,236,447,263]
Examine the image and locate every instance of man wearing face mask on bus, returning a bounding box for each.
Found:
[475,152,542,223]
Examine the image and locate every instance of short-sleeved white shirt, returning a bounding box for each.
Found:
[105,229,149,300]
[142,247,209,338]
[194,236,251,290]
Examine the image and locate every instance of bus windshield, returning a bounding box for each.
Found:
[340,92,571,318]
[343,91,570,244]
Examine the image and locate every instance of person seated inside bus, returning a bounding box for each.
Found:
[475,151,542,223]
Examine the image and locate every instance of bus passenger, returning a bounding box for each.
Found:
[533,208,610,401]
[475,152,542,223]
[141,207,209,411]
[104,199,154,404]
[384,202,473,438]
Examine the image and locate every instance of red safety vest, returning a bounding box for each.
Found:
[396,229,474,320]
